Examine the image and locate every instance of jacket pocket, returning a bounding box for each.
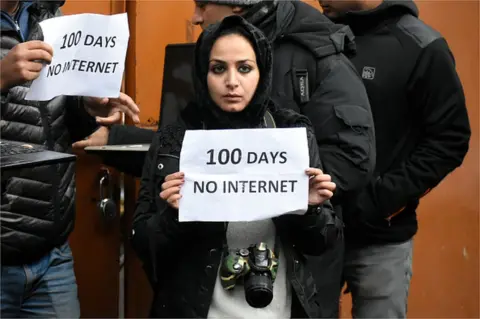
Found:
[333,104,374,171]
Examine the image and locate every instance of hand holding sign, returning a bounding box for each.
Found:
[160,172,185,210]
[0,41,53,91]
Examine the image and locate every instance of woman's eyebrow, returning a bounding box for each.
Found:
[209,59,256,63]
[236,59,256,64]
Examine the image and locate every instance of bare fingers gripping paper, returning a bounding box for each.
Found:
[179,128,310,222]
[26,13,129,101]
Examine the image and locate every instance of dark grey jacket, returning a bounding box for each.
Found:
[1,0,97,265]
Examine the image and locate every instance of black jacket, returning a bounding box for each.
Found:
[0,1,97,265]
[130,16,344,318]
[331,0,471,245]
[106,1,375,206]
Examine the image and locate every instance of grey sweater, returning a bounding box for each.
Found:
[207,219,292,318]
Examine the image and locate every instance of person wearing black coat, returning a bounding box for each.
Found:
[318,0,471,317]
[131,16,343,318]
[0,0,140,317]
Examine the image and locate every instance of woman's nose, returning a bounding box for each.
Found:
[226,71,239,89]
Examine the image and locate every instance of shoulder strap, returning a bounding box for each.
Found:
[264,110,276,128]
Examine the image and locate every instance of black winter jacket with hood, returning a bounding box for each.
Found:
[328,0,471,246]
[107,0,375,208]
[0,0,97,265]
[130,16,343,318]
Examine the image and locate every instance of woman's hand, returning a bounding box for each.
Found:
[305,168,336,206]
[160,172,185,209]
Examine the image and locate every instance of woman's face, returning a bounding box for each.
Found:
[207,33,260,113]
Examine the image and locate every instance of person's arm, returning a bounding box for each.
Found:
[70,123,154,177]
[356,38,471,221]
[129,133,185,285]
[130,129,224,285]
[108,124,156,145]
[302,54,376,204]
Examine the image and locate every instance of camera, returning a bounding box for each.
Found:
[220,242,279,308]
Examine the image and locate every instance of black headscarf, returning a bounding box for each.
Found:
[192,15,273,129]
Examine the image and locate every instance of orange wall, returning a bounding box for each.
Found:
[401,2,479,317]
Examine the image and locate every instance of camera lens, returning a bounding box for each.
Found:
[244,273,273,308]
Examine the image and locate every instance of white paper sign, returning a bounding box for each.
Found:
[179,128,310,222]
[25,13,129,101]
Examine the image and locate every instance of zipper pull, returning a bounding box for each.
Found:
[13,19,24,42]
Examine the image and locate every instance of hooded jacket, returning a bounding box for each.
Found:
[130,16,343,318]
[329,0,471,245]
[106,1,375,208]
[1,0,97,265]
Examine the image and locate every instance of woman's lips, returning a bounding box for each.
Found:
[223,95,242,102]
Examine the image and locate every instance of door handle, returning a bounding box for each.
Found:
[98,168,117,221]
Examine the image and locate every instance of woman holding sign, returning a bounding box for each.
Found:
[131,16,341,319]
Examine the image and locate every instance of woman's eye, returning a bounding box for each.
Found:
[211,65,225,74]
[238,65,252,73]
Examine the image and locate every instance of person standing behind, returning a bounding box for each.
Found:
[317,0,471,317]
[1,0,140,317]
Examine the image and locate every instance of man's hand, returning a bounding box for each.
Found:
[0,41,53,91]
[72,126,110,150]
[83,92,140,125]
